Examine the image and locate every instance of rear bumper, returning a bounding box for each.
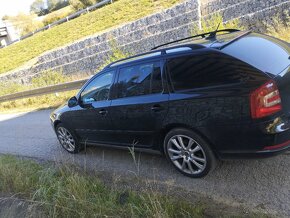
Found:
[218,143,290,159]
[208,115,290,159]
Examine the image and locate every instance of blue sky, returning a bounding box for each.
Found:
[0,0,36,18]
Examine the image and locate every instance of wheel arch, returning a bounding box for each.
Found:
[53,120,62,130]
[157,123,218,156]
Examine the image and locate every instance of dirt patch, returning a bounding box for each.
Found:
[0,195,42,218]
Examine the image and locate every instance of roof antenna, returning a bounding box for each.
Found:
[206,22,221,39]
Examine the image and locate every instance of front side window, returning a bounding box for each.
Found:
[116,62,162,98]
[81,71,114,103]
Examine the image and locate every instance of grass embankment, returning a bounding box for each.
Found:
[0,42,129,113]
[0,155,204,217]
[0,0,182,74]
[0,12,288,113]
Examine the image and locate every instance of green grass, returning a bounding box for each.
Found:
[0,71,78,113]
[0,0,182,74]
[0,46,129,113]
[0,71,66,96]
[0,155,206,217]
[0,90,77,113]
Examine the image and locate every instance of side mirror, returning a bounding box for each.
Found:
[68,96,78,108]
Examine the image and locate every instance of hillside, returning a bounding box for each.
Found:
[0,0,181,74]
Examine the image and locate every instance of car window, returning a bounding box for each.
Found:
[81,71,114,103]
[222,35,290,76]
[116,62,162,98]
[168,53,259,91]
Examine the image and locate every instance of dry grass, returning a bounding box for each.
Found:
[0,155,205,218]
[0,90,77,113]
[0,71,81,113]
[264,12,290,42]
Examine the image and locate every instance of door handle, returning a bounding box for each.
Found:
[151,104,163,112]
[99,109,108,115]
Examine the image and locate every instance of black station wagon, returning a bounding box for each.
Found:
[50,29,290,177]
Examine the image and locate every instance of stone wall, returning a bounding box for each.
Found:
[0,0,289,84]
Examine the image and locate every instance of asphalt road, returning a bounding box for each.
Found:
[0,110,289,217]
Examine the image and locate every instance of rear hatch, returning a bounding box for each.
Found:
[220,32,290,116]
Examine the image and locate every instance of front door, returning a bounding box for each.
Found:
[72,70,115,144]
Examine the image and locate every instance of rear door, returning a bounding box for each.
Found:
[109,60,169,147]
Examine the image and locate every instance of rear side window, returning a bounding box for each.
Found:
[116,61,162,98]
[168,53,254,91]
[222,35,290,76]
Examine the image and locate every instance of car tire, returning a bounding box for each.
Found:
[55,123,82,154]
[164,128,217,178]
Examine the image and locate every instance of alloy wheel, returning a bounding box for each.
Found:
[167,135,207,175]
[57,127,76,152]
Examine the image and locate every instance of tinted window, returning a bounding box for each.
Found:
[222,35,290,76]
[116,62,162,98]
[168,53,260,91]
[81,71,114,103]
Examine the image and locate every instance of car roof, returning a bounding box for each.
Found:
[105,29,251,69]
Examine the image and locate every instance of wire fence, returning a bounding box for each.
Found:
[0,0,113,49]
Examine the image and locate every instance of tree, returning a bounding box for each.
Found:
[30,0,46,15]
[2,15,9,20]
[47,0,69,12]
[5,13,44,36]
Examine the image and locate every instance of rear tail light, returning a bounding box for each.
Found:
[250,80,282,119]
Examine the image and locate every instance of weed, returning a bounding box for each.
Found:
[264,10,290,41]
[97,38,133,71]
[192,13,241,35]
[128,140,141,176]
[0,155,205,217]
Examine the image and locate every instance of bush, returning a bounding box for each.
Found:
[31,70,66,87]
[69,0,85,11]
[5,13,44,36]
[264,10,290,42]
[69,0,102,10]
[43,6,74,26]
